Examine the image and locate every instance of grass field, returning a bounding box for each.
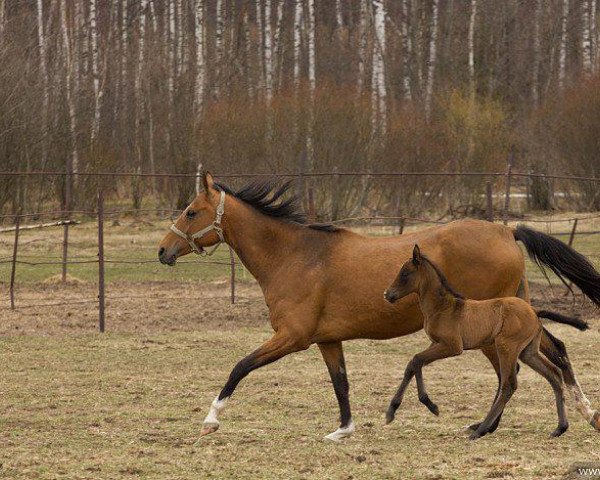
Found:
[0,214,599,479]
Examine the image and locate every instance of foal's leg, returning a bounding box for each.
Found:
[199,331,309,437]
[318,341,355,442]
[386,342,462,424]
[470,342,520,440]
[520,340,569,437]
[468,345,521,434]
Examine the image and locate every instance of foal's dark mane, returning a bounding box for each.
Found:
[421,255,465,300]
[213,179,340,232]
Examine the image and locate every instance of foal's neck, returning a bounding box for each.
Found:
[417,261,460,318]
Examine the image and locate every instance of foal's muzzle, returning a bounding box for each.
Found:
[384,289,399,304]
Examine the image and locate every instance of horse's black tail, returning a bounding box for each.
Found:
[513,225,600,306]
[537,310,589,331]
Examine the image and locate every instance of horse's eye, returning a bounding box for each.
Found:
[186,210,196,219]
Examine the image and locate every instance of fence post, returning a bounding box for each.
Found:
[228,245,236,304]
[503,153,513,225]
[307,187,316,222]
[9,215,20,310]
[62,173,71,283]
[97,189,106,333]
[486,181,494,222]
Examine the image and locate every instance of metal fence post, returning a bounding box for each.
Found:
[486,181,494,222]
[9,215,20,310]
[503,154,513,225]
[97,189,106,333]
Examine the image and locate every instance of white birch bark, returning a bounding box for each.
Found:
[591,0,598,72]
[121,0,129,98]
[372,0,386,134]
[36,0,50,169]
[424,0,439,120]
[135,0,149,182]
[294,0,302,88]
[215,0,223,94]
[401,0,412,100]
[194,0,205,115]
[149,0,158,34]
[168,0,175,105]
[358,0,369,92]
[468,0,477,101]
[177,0,184,75]
[307,0,315,93]
[264,0,273,102]
[90,0,101,141]
[559,0,569,89]
[60,0,80,176]
[336,0,343,32]
[0,0,5,43]
[73,0,83,92]
[273,0,285,91]
[531,0,541,104]
[256,0,264,92]
[583,0,592,74]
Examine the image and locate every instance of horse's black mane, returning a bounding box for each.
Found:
[421,255,465,300]
[213,179,339,232]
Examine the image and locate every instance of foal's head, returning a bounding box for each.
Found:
[384,245,425,304]
[158,172,224,265]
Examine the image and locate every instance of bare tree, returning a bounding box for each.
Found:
[559,0,569,89]
[424,0,439,120]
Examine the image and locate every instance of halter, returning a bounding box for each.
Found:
[170,190,226,256]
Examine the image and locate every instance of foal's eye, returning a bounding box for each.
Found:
[186,210,196,219]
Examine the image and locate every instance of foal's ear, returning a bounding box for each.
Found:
[412,244,422,265]
[202,171,216,194]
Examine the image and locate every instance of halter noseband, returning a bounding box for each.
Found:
[170,190,226,256]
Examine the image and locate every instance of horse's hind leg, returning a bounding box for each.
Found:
[540,328,600,431]
[520,337,569,437]
[318,342,355,442]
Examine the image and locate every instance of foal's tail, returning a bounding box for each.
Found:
[537,310,589,331]
[513,225,600,306]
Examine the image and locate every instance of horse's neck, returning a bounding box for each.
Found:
[417,265,453,319]
[222,200,303,287]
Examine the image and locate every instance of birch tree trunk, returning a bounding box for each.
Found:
[36,0,50,170]
[168,0,175,105]
[582,0,592,74]
[60,0,80,184]
[264,0,273,102]
[468,0,477,102]
[0,0,5,43]
[121,0,129,108]
[424,0,439,120]
[401,0,412,100]
[194,0,205,116]
[306,0,316,168]
[294,0,302,88]
[134,0,149,210]
[215,0,223,97]
[274,0,285,91]
[591,0,598,72]
[372,0,386,134]
[90,0,101,142]
[177,0,184,76]
[358,0,369,92]
[531,0,541,104]
[559,0,569,89]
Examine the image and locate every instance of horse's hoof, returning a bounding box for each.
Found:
[550,424,568,438]
[469,431,483,441]
[590,411,600,431]
[324,420,355,442]
[466,422,480,431]
[427,403,440,416]
[199,422,220,437]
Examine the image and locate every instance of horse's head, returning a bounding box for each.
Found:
[384,244,423,303]
[158,172,226,265]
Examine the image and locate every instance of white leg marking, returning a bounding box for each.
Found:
[569,382,596,423]
[324,419,355,442]
[199,396,228,436]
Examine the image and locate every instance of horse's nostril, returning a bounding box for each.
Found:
[158,247,165,258]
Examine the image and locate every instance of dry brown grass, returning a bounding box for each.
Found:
[1,281,599,479]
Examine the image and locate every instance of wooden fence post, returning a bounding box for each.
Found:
[486,181,494,222]
[229,246,236,304]
[307,187,316,222]
[97,189,106,333]
[564,218,579,296]
[503,153,513,225]
[9,215,20,310]
[62,173,71,283]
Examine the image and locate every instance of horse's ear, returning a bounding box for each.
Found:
[412,244,422,265]
[202,171,215,194]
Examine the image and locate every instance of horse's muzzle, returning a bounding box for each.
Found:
[158,247,177,266]
[384,290,399,304]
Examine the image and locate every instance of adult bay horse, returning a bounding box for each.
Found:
[158,172,600,441]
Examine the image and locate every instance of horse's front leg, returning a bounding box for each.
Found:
[318,341,355,442]
[200,330,309,437]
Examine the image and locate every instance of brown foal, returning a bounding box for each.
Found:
[384,245,589,440]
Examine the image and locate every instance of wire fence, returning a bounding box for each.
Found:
[2,170,599,330]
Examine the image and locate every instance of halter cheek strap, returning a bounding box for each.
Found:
[170,190,226,256]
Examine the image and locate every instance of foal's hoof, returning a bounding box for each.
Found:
[590,411,600,431]
[466,422,480,431]
[324,420,355,442]
[385,408,397,425]
[469,430,483,441]
[199,421,220,437]
[550,424,568,438]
